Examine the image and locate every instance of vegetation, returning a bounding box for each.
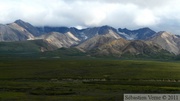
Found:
[0,58,180,101]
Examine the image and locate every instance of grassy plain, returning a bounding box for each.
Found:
[0,58,180,101]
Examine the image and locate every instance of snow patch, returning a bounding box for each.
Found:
[118,32,137,40]
[84,36,88,40]
[80,32,88,40]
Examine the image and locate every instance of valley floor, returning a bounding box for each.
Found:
[0,59,180,101]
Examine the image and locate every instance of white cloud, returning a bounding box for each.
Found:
[134,9,160,26]
[0,0,180,34]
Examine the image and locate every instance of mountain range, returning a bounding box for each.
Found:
[0,19,179,58]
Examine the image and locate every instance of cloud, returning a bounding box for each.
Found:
[134,9,160,26]
[0,0,180,34]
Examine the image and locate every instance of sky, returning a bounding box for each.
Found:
[0,0,180,34]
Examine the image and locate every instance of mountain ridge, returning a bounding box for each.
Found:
[0,19,179,58]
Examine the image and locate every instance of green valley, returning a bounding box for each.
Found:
[0,59,180,101]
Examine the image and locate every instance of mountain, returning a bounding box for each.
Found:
[37,26,88,41]
[149,31,180,55]
[0,20,177,58]
[80,25,120,39]
[0,22,34,41]
[37,25,121,41]
[89,38,129,56]
[14,19,41,36]
[76,30,121,52]
[118,27,156,40]
[39,32,80,48]
[0,20,159,42]
[120,40,166,55]
[77,34,170,57]
[37,26,70,34]
[1,20,123,49]
[37,26,156,41]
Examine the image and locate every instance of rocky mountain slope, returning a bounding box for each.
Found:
[76,30,121,52]
[149,31,180,55]
[14,20,42,36]
[76,35,170,57]
[39,32,80,48]
[0,22,34,41]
